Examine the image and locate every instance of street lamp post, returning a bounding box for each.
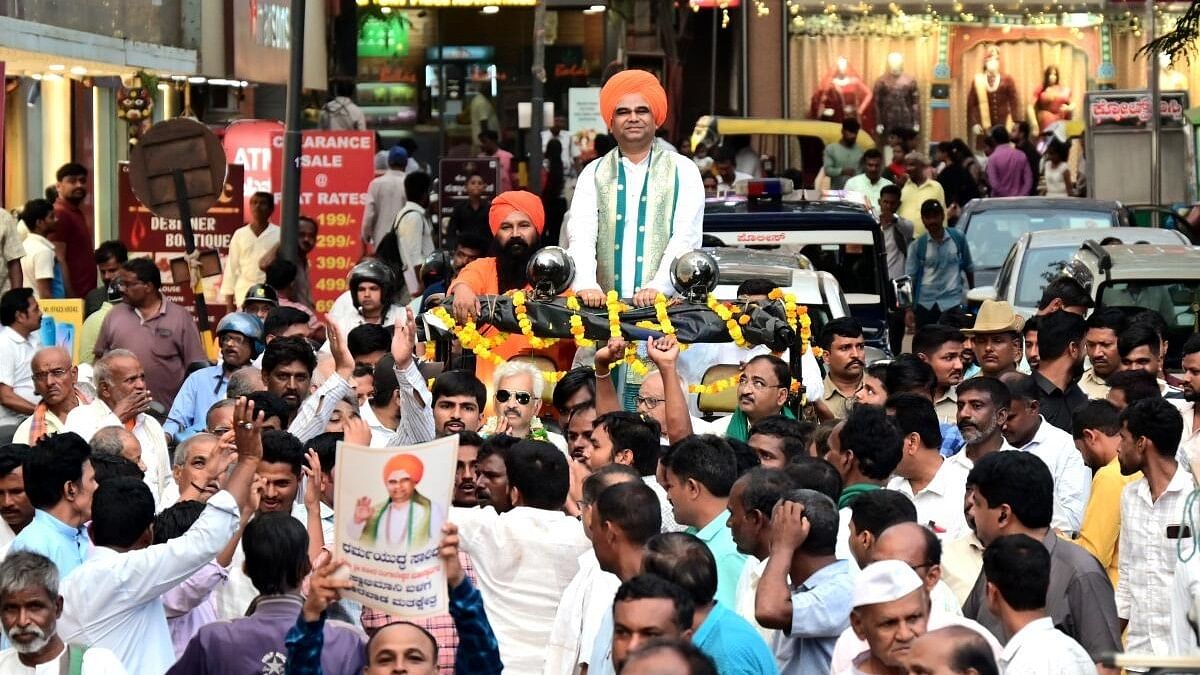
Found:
[280,0,308,263]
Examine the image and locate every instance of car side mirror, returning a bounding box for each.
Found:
[966,286,997,304]
[892,276,913,310]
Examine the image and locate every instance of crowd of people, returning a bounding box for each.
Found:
[0,69,1191,675]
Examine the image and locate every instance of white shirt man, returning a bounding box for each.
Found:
[362,166,407,249]
[1117,464,1195,659]
[543,550,620,675]
[59,490,241,675]
[450,504,590,674]
[0,324,38,427]
[394,201,435,298]
[886,458,970,540]
[843,173,893,210]
[998,616,1094,674]
[19,231,54,300]
[218,223,280,306]
[1013,416,1091,534]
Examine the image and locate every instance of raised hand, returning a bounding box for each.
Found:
[438,523,466,589]
[354,496,373,524]
[326,320,353,379]
[769,500,811,554]
[303,449,323,511]
[594,337,627,373]
[232,397,265,462]
[646,335,680,369]
[392,308,418,369]
[302,559,355,621]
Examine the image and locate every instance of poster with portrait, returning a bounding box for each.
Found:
[334,435,457,618]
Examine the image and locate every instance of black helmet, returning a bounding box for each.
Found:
[242,283,279,308]
[348,259,396,311]
[421,250,453,289]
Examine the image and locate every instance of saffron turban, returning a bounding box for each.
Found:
[599,70,668,128]
[489,190,545,235]
[383,453,424,484]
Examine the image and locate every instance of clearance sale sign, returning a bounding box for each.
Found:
[270,131,376,315]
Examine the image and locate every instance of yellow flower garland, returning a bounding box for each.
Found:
[606,290,623,340]
[654,294,676,336]
[510,290,558,349]
[706,294,749,348]
[565,295,594,348]
[688,372,739,395]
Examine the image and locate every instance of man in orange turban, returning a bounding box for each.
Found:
[566,69,705,311]
[448,190,574,403]
[451,189,545,323]
[347,451,446,549]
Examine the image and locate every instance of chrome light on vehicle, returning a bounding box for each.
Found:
[672,251,721,304]
[526,246,575,300]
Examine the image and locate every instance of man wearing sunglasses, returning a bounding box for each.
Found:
[485,361,567,452]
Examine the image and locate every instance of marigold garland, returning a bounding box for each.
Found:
[606,290,623,340]
[688,372,739,395]
[706,294,749,348]
[654,294,676,336]
[510,290,558,349]
[565,295,594,348]
[623,344,649,377]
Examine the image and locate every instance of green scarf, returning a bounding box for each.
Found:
[838,483,881,510]
[593,147,679,292]
[724,406,798,443]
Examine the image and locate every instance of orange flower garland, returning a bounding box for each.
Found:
[565,296,594,348]
[706,294,748,348]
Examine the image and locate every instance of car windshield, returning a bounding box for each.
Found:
[796,243,880,297]
[965,209,1114,268]
[1014,246,1076,308]
[1099,280,1200,368]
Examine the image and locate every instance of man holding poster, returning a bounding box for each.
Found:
[348,453,447,549]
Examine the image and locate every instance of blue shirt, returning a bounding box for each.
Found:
[693,602,778,675]
[906,231,973,310]
[164,364,229,441]
[10,509,88,578]
[939,422,965,457]
[777,559,854,675]
[686,511,749,609]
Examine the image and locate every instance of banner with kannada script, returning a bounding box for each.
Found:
[334,435,457,618]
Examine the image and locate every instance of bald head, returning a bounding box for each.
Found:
[30,346,77,407]
[366,621,438,673]
[906,625,999,675]
[90,426,145,472]
[872,522,942,591]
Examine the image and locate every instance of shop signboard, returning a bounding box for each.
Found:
[568,87,607,161]
[1087,92,1188,130]
[269,131,376,316]
[37,300,84,363]
[117,162,244,323]
[231,0,327,89]
[439,158,500,224]
[222,119,286,224]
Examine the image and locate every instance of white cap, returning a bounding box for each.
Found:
[852,560,924,609]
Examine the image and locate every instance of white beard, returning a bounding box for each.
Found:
[5,624,52,654]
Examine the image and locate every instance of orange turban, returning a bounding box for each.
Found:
[599,70,668,128]
[489,190,545,236]
[382,453,424,484]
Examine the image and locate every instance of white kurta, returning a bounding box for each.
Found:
[218,224,280,305]
[567,151,705,298]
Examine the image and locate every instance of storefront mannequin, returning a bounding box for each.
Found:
[967,45,1020,147]
[1159,53,1189,91]
[810,56,874,130]
[1033,65,1073,131]
[874,52,920,138]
